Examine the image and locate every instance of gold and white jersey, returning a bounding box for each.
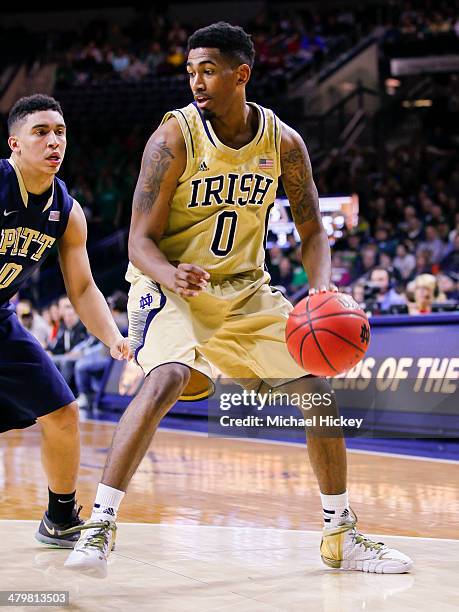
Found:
[127,101,282,282]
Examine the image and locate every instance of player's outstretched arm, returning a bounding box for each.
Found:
[280,122,336,294]
[128,118,209,298]
[58,201,131,360]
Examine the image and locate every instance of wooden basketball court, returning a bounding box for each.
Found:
[1,420,458,610]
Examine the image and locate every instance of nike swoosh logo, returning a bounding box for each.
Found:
[43,521,57,536]
[3,210,18,216]
[58,498,75,503]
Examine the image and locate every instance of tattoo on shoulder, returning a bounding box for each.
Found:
[281,147,319,225]
[133,140,174,213]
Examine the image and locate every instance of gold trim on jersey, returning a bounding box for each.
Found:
[8,157,55,212]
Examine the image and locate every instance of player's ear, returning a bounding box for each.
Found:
[8,135,19,154]
[236,63,251,86]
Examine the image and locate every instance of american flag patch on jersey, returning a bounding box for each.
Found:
[48,211,60,221]
[259,158,274,169]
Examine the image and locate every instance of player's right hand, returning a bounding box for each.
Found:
[169,263,210,298]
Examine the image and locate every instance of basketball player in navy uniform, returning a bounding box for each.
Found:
[0,94,131,547]
[66,24,413,576]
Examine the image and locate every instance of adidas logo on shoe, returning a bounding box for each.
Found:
[199,161,209,171]
[103,507,115,517]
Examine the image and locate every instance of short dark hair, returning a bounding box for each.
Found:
[7,94,63,134]
[187,22,255,68]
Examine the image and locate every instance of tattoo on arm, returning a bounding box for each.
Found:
[133,140,174,213]
[281,148,320,225]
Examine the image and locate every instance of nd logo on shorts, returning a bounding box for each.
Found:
[128,280,166,358]
[139,293,154,310]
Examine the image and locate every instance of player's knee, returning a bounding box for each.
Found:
[143,363,190,413]
[39,402,80,434]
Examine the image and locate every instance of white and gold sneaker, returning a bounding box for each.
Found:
[320,512,413,574]
[63,519,116,579]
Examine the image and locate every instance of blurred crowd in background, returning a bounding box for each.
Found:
[51,1,459,87]
[264,72,459,314]
[1,0,458,371]
[3,1,457,89]
[50,7,369,87]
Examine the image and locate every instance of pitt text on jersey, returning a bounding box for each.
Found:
[187,173,274,208]
[0,227,55,288]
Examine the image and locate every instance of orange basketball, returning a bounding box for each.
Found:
[285,291,371,377]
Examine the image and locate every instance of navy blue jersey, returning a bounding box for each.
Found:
[0,158,73,305]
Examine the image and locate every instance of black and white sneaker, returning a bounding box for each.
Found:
[35,505,84,548]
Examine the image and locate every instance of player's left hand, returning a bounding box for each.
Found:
[110,337,133,361]
[309,283,339,296]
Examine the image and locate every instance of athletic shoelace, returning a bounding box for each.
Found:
[338,508,386,553]
[61,520,116,551]
[352,530,385,552]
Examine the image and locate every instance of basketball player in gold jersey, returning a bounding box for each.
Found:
[66,22,412,577]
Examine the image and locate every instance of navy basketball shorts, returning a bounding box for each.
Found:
[0,308,75,433]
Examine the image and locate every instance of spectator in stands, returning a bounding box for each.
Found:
[123,55,148,81]
[437,273,459,302]
[407,274,444,315]
[352,244,379,281]
[437,219,452,244]
[408,249,433,281]
[440,234,459,273]
[266,245,283,285]
[274,256,294,295]
[145,41,166,74]
[367,266,407,312]
[416,224,447,263]
[16,300,50,348]
[285,233,299,257]
[449,217,459,242]
[331,252,352,286]
[374,225,397,256]
[351,282,367,310]
[167,20,188,47]
[404,215,424,246]
[393,243,416,280]
[379,252,402,284]
[49,296,88,387]
[74,291,128,409]
[110,47,130,75]
[398,205,417,233]
[347,231,363,253]
[165,45,185,72]
[42,301,60,343]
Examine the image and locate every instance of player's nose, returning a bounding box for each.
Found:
[47,132,59,146]
[192,75,205,91]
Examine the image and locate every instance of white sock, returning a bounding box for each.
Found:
[91,483,125,522]
[320,490,351,528]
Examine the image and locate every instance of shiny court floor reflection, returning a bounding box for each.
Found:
[1,421,458,537]
[1,521,457,612]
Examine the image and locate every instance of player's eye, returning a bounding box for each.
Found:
[205,70,214,75]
